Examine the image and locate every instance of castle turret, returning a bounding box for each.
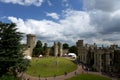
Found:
[58,42,63,57]
[54,42,58,57]
[26,34,36,56]
[54,42,63,57]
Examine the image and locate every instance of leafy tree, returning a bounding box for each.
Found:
[63,43,69,49]
[0,22,29,77]
[0,74,19,80]
[20,44,27,50]
[33,40,43,56]
[49,46,54,56]
[43,43,48,56]
[69,46,78,55]
[36,40,42,48]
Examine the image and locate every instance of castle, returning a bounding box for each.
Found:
[23,34,63,57]
[24,34,120,75]
[76,40,120,75]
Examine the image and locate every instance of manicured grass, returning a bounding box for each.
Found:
[26,57,77,77]
[66,74,111,80]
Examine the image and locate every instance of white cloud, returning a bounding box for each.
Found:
[46,12,60,20]
[8,16,33,34]
[111,10,120,18]
[60,10,95,34]
[0,0,44,6]
[7,0,120,46]
[8,9,95,46]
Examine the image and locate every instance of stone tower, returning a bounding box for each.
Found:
[26,34,36,56]
[76,40,87,63]
[54,42,58,56]
[58,42,63,57]
[76,40,84,55]
[54,42,63,57]
[76,40,83,47]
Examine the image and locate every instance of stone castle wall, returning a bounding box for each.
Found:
[76,40,119,72]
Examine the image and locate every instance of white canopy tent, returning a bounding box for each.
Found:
[24,55,32,60]
[68,53,77,58]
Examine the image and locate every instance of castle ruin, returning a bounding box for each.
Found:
[54,42,63,57]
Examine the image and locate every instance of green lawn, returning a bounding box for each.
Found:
[66,74,112,80]
[26,57,77,77]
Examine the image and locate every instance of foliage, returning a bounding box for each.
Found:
[0,22,29,77]
[32,40,43,56]
[63,43,69,49]
[69,46,78,55]
[0,74,20,80]
[26,57,77,77]
[66,74,111,80]
[49,46,54,56]
[20,44,27,51]
[43,43,48,56]
[36,40,42,48]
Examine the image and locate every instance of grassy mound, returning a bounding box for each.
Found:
[26,57,77,77]
[66,74,111,80]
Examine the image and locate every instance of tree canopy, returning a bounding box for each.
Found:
[69,46,78,55]
[0,22,29,77]
[43,43,48,56]
[32,40,43,56]
[63,43,69,49]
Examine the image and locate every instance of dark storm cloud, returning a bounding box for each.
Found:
[103,38,120,42]
[78,32,97,38]
[36,35,52,41]
[84,0,120,12]
[89,11,120,35]
[83,0,120,45]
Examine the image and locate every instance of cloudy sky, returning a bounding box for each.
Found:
[0,0,120,46]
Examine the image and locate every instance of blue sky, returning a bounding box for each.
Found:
[0,0,83,21]
[0,0,120,46]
